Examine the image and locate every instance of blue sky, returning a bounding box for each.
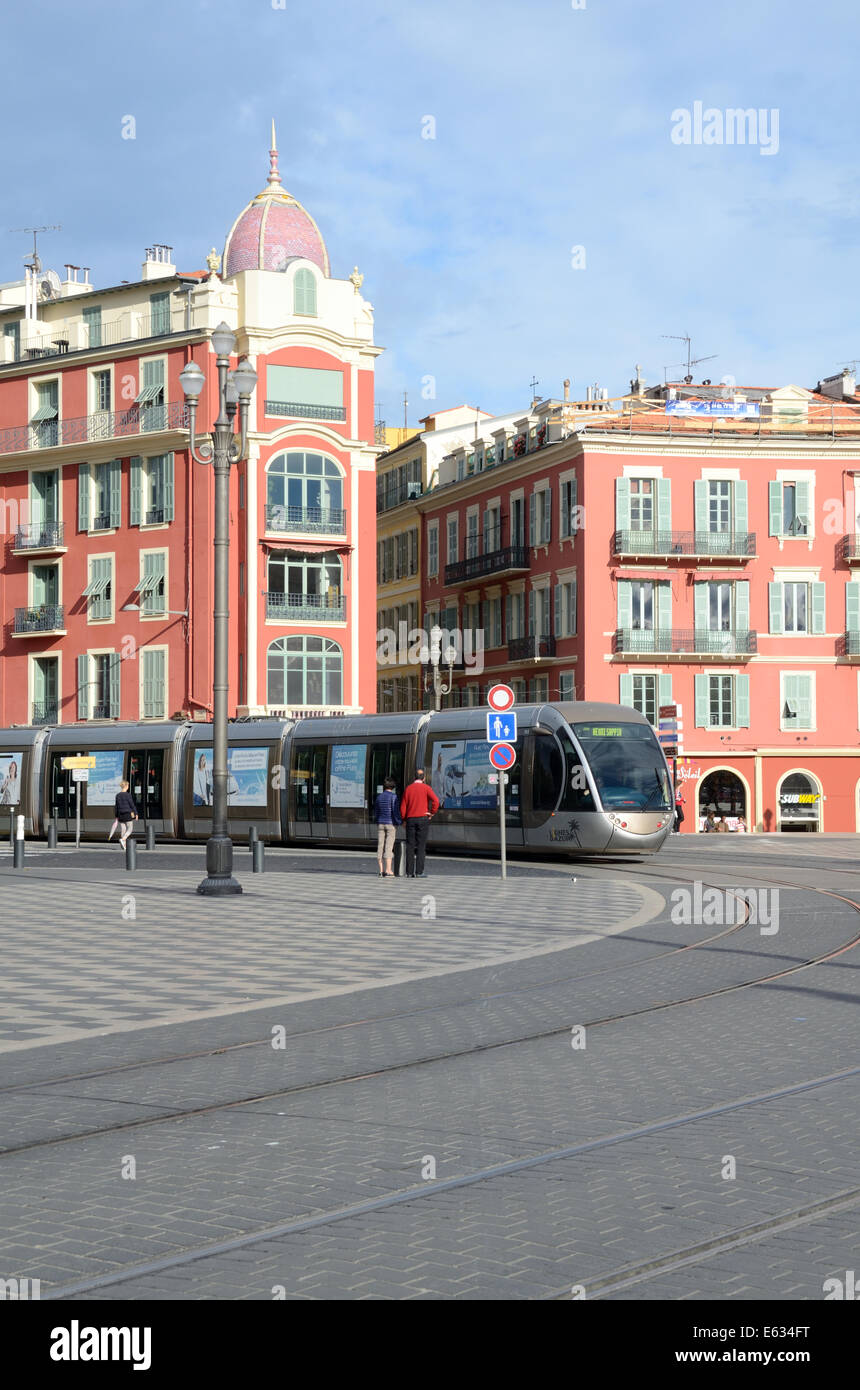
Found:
[2,0,858,421]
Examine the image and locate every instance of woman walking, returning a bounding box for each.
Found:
[373,776,401,877]
[114,780,138,849]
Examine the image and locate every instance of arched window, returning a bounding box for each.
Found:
[266,452,344,532]
[777,770,821,832]
[267,635,342,707]
[294,268,317,316]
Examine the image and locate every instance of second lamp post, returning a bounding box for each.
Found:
[179,323,256,897]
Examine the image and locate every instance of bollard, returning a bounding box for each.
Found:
[125,836,137,871]
[249,825,258,851]
[13,814,24,868]
[145,824,155,852]
[47,821,57,850]
[252,839,264,874]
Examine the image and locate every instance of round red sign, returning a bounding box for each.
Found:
[487,683,515,713]
[489,742,516,770]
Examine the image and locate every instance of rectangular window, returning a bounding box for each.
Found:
[83,305,102,348]
[559,672,575,702]
[556,579,577,636]
[511,496,524,547]
[708,581,733,631]
[84,556,113,622]
[138,359,166,430]
[94,369,111,413]
[631,674,657,726]
[427,523,439,577]
[32,380,59,447]
[709,674,734,726]
[150,291,171,336]
[781,673,815,730]
[532,587,551,636]
[630,478,653,531]
[532,487,552,544]
[783,483,808,536]
[708,481,732,533]
[560,478,578,538]
[92,653,114,718]
[447,518,458,566]
[92,463,112,530]
[466,512,479,559]
[140,552,166,616]
[489,596,502,648]
[507,591,525,640]
[4,320,21,359]
[266,365,344,414]
[631,581,654,631]
[485,504,501,553]
[142,648,166,719]
[784,582,809,633]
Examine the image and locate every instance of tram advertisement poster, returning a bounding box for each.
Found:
[432,739,497,809]
[0,753,21,806]
[330,743,368,808]
[196,746,269,806]
[87,750,125,806]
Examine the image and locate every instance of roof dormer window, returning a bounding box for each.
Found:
[294,268,317,316]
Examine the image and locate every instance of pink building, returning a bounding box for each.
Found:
[0,132,379,728]
[419,376,860,831]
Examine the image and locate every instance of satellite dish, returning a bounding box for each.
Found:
[38,269,62,301]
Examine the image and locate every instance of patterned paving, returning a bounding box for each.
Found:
[0,868,662,1051]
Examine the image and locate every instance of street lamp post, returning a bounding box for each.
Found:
[420,625,457,711]
[180,325,257,896]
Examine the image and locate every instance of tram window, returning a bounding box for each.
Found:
[370,744,388,797]
[388,743,405,793]
[558,730,594,811]
[533,734,563,812]
[293,747,312,821]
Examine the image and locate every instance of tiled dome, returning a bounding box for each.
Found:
[223,125,330,278]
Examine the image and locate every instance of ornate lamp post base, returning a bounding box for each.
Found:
[197,834,243,896]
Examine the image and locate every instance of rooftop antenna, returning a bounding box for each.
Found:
[529,375,539,402]
[9,225,61,276]
[661,334,717,384]
[402,390,408,431]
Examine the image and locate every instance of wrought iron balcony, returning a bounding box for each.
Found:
[12,522,66,552]
[4,309,188,366]
[508,634,556,662]
[13,605,65,635]
[146,507,166,525]
[444,545,530,586]
[31,703,58,725]
[90,703,116,720]
[839,535,860,563]
[612,529,756,559]
[265,400,347,422]
[841,630,860,656]
[0,400,188,456]
[614,628,757,657]
[376,482,423,512]
[265,503,346,535]
[265,591,346,622]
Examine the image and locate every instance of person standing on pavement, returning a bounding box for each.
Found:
[114,780,138,849]
[673,783,685,833]
[373,776,402,877]
[400,768,440,878]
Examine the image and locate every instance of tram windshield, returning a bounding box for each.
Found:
[572,721,672,812]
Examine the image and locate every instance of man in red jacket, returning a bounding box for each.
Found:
[400,769,441,878]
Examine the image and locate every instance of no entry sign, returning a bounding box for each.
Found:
[487,683,515,713]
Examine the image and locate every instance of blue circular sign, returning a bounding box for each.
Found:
[489,742,516,770]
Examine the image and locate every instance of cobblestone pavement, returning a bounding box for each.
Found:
[0,840,857,1300]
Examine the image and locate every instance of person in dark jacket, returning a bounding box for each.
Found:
[373,776,402,877]
[400,769,440,878]
[114,780,138,849]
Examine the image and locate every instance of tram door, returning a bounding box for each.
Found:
[367,742,407,843]
[291,744,329,837]
[128,749,165,833]
[49,754,80,834]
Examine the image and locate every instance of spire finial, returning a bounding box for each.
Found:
[267,119,282,186]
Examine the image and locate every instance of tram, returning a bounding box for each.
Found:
[0,702,674,856]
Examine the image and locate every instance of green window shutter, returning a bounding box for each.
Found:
[783,673,799,709]
[656,478,671,533]
[694,583,708,630]
[769,582,784,634]
[795,480,811,531]
[143,650,165,717]
[735,674,750,727]
[542,489,551,544]
[570,577,577,634]
[554,584,562,637]
[617,580,632,631]
[658,672,673,707]
[483,510,489,552]
[619,673,633,706]
[108,652,121,718]
[694,480,707,534]
[528,590,535,636]
[568,474,578,530]
[108,458,121,528]
[164,452,175,522]
[735,581,750,632]
[78,463,90,533]
[615,477,630,531]
[846,582,860,631]
[797,673,813,729]
[130,456,142,526]
[694,673,709,726]
[733,480,748,534]
[77,653,89,720]
[657,581,672,633]
[529,495,536,546]
[768,481,782,535]
[143,358,165,390]
[811,582,826,633]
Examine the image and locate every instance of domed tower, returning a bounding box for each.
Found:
[222,123,330,278]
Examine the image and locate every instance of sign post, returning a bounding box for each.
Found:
[486,686,517,880]
[62,758,95,850]
[489,743,516,880]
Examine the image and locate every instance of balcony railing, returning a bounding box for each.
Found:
[445,545,530,586]
[4,309,192,366]
[0,400,188,456]
[14,605,65,634]
[265,591,346,622]
[508,634,557,662]
[840,535,860,563]
[614,628,758,656]
[265,504,346,535]
[90,703,117,720]
[841,630,860,656]
[146,507,166,526]
[612,529,757,558]
[31,703,58,725]
[12,522,66,551]
[265,400,347,422]
[377,483,423,513]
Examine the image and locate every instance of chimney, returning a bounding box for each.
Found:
[818,368,856,401]
[142,244,175,281]
[563,378,570,401]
